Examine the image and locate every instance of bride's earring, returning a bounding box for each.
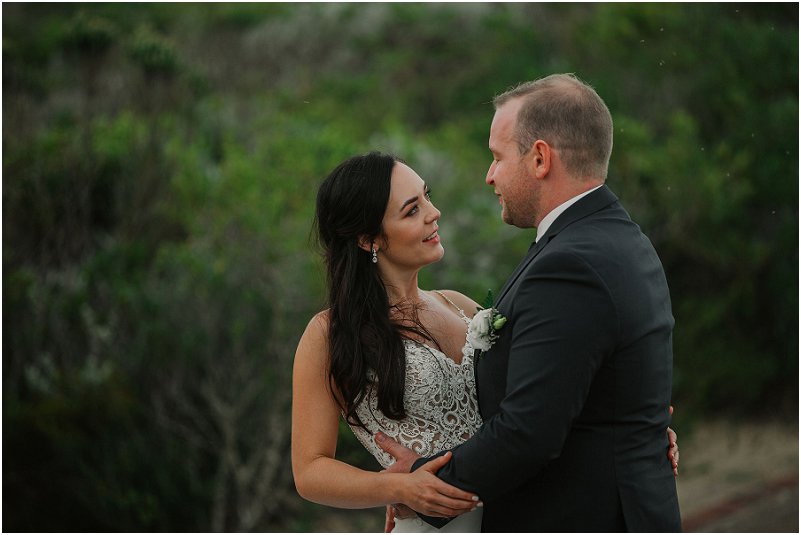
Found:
[371,246,378,264]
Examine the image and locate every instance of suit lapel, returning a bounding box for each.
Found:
[494,238,546,306]
[494,185,619,307]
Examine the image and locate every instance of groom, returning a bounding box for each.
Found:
[376,74,681,531]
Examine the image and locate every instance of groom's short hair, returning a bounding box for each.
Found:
[494,73,614,181]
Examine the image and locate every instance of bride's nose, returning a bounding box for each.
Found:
[425,202,441,223]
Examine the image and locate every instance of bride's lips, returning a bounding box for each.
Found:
[423,228,440,244]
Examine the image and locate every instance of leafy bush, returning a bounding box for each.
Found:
[3,3,797,531]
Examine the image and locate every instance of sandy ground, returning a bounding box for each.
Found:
[305,418,799,532]
[676,418,798,532]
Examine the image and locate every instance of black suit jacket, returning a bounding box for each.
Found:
[413,186,681,532]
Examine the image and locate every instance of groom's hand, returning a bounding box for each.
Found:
[375,431,420,473]
[385,503,417,531]
[375,431,420,533]
[376,431,422,521]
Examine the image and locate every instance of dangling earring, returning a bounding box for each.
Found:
[371,246,378,264]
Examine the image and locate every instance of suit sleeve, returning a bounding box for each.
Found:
[413,250,619,525]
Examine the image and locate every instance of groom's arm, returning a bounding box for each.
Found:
[414,251,618,505]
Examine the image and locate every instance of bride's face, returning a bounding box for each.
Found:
[376,162,444,270]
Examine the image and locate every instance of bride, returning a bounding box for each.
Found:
[291,152,678,532]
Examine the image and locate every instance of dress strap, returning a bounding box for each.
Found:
[432,290,470,322]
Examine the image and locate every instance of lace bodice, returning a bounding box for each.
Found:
[346,303,483,469]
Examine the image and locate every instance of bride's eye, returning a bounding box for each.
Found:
[425,188,432,200]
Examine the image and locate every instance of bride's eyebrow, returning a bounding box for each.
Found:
[399,182,428,212]
[399,195,419,212]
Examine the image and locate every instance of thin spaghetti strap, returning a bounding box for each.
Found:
[432,290,469,321]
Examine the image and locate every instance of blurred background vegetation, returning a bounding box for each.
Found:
[2,3,797,531]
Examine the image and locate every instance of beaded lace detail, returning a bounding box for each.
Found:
[346,304,483,469]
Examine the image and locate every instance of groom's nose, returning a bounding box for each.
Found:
[486,162,496,184]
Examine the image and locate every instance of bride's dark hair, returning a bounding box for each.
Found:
[315,152,437,428]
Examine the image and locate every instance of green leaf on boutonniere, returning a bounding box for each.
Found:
[480,289,494,311]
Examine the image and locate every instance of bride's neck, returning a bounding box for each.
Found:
[379,268,423,307]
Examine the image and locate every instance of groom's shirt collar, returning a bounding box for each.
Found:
[535,184,604,242]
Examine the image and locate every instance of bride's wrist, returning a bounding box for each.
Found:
[375,471,406,506]
[398,474,417,508]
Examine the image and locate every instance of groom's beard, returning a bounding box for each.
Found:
[502,173,541,229]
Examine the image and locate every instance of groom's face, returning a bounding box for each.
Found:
[486,99,539,228]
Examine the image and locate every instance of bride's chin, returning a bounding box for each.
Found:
[415,250,445,269]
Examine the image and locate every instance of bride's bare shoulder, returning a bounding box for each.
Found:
[296,310,331,360]
[308,309,330,332]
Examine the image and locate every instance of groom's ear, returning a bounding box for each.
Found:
[529,139,552,179]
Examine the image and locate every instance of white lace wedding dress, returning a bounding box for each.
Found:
[346,295,484,533]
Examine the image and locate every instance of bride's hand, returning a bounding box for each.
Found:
[375,431,482,517]
[667,406,679,476]
[399,451,482,518]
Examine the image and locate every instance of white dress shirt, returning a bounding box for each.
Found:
[535,184,604,243]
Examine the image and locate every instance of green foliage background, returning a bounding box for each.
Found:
[3,3,797,531]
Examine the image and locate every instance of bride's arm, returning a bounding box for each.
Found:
[291,313,480,517]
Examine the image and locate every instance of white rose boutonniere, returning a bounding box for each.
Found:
[467,290,507,352]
